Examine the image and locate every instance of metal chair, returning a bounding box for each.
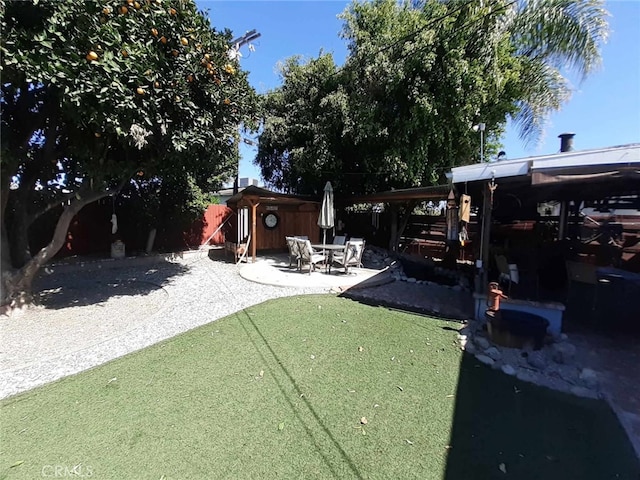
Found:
[297,239,325,274]
[495,254,517,295]
[285,236,300,268]
[330,240,365,274]
[332,235,346,245]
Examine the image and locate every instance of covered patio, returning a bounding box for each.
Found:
[449,142,640,333]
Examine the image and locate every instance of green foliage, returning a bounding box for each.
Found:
[1,0,257,179]
[0,0,257,273]
[255,0,608,196]
[125,171,218,235]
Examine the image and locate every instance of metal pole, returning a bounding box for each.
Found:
[479,123,486,163]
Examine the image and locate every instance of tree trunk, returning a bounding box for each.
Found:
[1,189,113,308]
[387,202,415,253]
[1,185,13,305]
[8,201,32,268]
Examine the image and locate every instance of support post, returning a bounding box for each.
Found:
[558,201,568,241]
[251,202,258,263]
[480,183,493,293]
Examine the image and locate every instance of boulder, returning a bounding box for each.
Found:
[570,386,598,399]
[485,346,502,361]
[516,369,535,383]
[579,368,599,389]
[476,354,495,366]
[552,342,576,365]
[501,364,516,376]
[475,336,490,350]
[527,351,548,370]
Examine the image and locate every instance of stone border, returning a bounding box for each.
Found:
[456,318,601,400]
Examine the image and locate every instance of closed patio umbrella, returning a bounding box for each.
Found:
[318,181,334,245]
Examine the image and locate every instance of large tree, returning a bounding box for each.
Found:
[1,0,258,307]
[256,0,608,196]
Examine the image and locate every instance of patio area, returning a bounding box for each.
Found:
[236,252,393,290]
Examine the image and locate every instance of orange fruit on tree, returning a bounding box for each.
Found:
[86,51,98,61]
[160,36,167,44]
[136,87,145,95]
[223,98,231,105]
[121,50,128,57]
[134,1,141,9]
[169,7,177,15]
[151,28,158,37]
[127,0,134,5]
[171,49,179,57]
[154,81,160,88]
[102,7,111,14]
[187,74,194,82]
[120,5,128,14]
[204,53,210,61]
[180,37,188,46]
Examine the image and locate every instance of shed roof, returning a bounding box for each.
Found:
[226,185,320,206]
[340,184,452,204]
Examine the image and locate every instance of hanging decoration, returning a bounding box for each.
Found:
[111,195,118,235]
[488,176,498,207]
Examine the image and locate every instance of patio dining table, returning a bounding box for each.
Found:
[311,244,346,273]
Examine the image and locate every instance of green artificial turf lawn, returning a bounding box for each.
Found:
[1,295,638,479]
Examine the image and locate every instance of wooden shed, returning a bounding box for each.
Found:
[226,186,321,262]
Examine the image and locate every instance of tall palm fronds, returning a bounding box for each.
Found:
[505,0,609,142]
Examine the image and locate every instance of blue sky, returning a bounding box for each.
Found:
[197,0,640,183]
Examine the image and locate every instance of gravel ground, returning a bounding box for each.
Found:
[0,251,329,399]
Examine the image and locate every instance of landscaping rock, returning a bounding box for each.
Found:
[475,336,490,350]
[485,346,502,361]
[579,368,599,389]
[516,369,535,383]
[554,364,579,384]
[570,385,598,399]
[527,351,548,370]
[463,342,476,354]
[552,342,576,364]
[501,364,516,376]
[476,354,495,366]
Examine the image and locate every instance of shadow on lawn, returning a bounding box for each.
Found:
[235,308,364,479]
[33,259,189,310]
[443,353,640,480]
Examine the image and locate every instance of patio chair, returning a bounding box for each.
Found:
[332,235,346,245]
[330,240,365,274]
[495,254,518,295]
[285,236,300,268]
[297,239,325,274]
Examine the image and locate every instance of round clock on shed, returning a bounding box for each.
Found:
[263,212,279,229]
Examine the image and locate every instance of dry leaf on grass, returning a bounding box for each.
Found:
[499,463,507,474]
[360,417,368,425]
